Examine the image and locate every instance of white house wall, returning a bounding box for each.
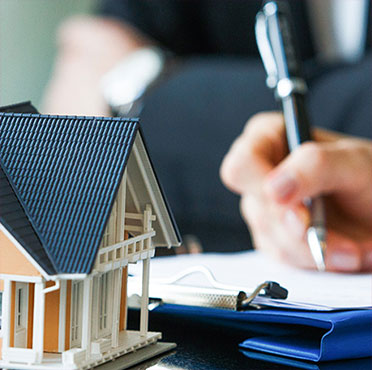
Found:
[97,130,180,256]
[99,169,127,250]
[127,133,180,248]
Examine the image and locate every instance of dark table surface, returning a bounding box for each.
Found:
[128,309,372,370]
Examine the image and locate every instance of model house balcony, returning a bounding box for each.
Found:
[94,209,156,272]
[95,231,156,272]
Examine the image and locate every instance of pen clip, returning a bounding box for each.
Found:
[256,1,308,97]
[255,9,278,89]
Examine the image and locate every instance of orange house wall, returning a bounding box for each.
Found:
[44,281,60,353]
[0,230,41,277]
[27,283,35,348]
[65,281,72,351]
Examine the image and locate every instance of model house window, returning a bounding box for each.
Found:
[16,288,22,328]
[14,283,28,348]
[15,284,27,329]
[97,272,112,337]
[71,281,83,347]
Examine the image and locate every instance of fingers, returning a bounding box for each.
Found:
[264,139,372,206]
[241,193,372,272]
[221,112,372,273]
[325,231,372,272]
[220,112,287,194]
[240,195,317,270]
[325,232,362,272]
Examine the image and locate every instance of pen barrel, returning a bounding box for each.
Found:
[281,93,312,151]
[306,196,326,229]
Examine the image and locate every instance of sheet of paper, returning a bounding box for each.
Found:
[129,251,372,310]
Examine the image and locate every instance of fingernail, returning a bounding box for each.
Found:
[267,172,298,200]
[285,210,305,237]
[330,250,361,271]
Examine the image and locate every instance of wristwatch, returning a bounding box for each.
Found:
[101,46,168,116]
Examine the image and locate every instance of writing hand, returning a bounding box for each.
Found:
[220,112,372,272]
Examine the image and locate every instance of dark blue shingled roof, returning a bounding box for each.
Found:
[0,163,56,275]
[0,113,139,274]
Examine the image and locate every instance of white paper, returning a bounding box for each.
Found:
[129,251,372,310]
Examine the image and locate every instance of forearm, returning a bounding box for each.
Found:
[42,16,152,116]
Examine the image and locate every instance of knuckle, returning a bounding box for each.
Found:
[220,152,244,192]
[243,112,284,146]
[220,137,253,192]
[299,142,328,171]
[244,113,271,136]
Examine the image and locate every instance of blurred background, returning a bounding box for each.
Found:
[0,0,100,107]
[1,0,371,254]
[0,0,370,108]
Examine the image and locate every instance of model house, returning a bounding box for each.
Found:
[0,104,181,369]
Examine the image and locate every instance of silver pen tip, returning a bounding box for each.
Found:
[307,227,327,272]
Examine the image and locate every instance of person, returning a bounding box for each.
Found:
[42,0,372,272]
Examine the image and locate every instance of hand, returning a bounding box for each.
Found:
[220,112,372,272]
[42,16,151,116]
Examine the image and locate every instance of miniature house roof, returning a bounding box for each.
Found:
[0,108,180,276]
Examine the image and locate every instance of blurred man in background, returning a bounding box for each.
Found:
[43,0,372,272]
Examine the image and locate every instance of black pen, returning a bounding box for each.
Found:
[255,1,327,271]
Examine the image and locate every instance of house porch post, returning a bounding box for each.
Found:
[1,279,12,352]
[140,257,150,336]
[58,280,67,352]
[81,277,93,360]
[140,204,153,336]
[32,281,45,364]
[111,268,122,347]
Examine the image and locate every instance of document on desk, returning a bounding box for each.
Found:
[129,250,372,310]
[129,251,372,362]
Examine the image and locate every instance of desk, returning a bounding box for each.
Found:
[127,309,372,370]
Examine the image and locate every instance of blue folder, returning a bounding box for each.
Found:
[153,304,372,362]
[241,349,372,369]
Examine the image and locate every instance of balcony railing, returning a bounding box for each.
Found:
[95,205,156,271]
[95,231,155,272]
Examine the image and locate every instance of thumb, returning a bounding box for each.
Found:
[263,140,371,204]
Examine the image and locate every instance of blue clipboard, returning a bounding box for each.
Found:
[152,303,372,362]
